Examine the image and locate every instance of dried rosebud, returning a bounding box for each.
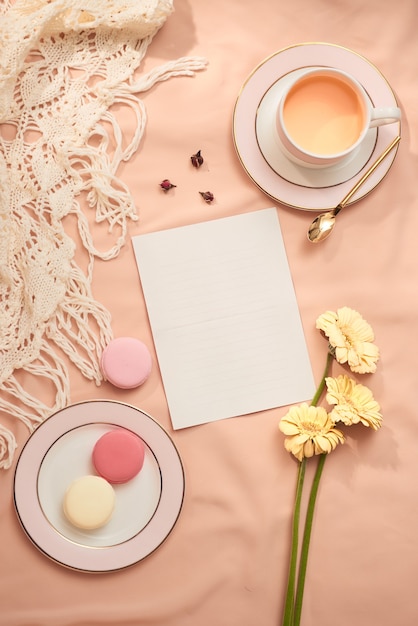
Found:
[191,150,204,168]
[199,191,214,203]
[160,179,176,191]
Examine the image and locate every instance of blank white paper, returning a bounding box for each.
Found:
[132,208,315,429]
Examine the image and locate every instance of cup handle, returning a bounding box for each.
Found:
[370,106,401,127]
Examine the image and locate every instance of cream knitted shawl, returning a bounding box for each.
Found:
[0,0,206,468]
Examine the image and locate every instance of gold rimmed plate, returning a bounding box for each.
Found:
[14,400,185,572]
[233,42,401,211]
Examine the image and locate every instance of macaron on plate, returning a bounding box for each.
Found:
[13,400,184,572]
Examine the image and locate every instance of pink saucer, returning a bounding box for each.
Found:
[101,337,152,389]
[92,429,145,484]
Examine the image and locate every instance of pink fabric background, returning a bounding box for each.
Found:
[1,1,418,625]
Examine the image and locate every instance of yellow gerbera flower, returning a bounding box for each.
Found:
[325,375,382,430]
[316,307,379,374]
[279,403,345,462]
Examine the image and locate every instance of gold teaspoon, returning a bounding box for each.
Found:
[307,135,401,243]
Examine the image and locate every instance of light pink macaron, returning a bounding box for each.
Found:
[92,429,146,484]
[101,337,152,389]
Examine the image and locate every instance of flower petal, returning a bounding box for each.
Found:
[278,402,344,460]
[325,375,382,429]
[317,308,379,374]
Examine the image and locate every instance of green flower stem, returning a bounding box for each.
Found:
[290,349,333,626]
[292,453,327,626]
[281,457,306,626]
[310,350,333,408]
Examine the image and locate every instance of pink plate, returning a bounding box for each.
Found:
[233,42,401,211]
[13,400,185,573]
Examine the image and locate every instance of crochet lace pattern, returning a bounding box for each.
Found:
[0,0,206,468]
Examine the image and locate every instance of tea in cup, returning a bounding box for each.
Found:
[276,67,401,167]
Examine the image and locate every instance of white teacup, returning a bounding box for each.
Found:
[276,67,401,168]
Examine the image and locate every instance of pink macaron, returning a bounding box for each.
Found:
[101,337,152,389]
[92,429,146,484]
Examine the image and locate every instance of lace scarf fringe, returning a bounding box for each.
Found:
[0,26,207,468]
